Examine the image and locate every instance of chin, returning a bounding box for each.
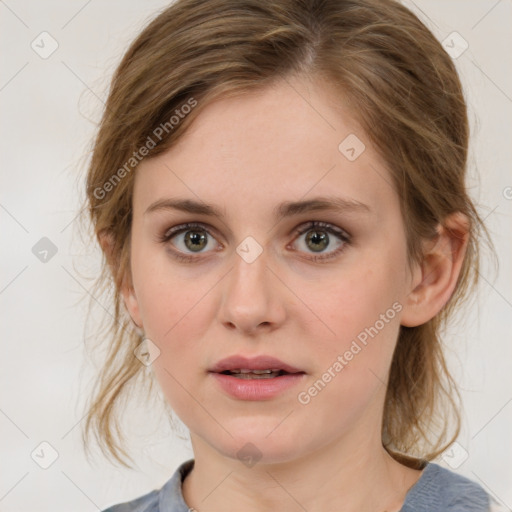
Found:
[210,426,308,466]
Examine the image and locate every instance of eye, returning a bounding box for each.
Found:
[290,221,351,261]
[158,221,351,263]
[158,222,221,262]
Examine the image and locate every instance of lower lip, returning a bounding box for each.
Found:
[210,372,306,400]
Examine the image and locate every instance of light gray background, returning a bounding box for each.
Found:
[1,1,511,510]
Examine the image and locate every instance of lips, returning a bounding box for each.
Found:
[209,354,307,400]
[208,355,305,375]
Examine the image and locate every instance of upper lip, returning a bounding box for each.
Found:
[209,355,305,374]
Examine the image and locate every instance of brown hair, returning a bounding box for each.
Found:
[80,0,493,469]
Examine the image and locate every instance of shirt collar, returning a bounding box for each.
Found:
[159,458,195,512]
[157,458,438,512]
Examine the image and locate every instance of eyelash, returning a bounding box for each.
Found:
[158,221,351,263]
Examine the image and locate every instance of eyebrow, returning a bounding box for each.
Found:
[145,196,371,221]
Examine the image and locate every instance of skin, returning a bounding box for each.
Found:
[115,74,469,511]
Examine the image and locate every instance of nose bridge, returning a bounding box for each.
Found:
[219,239,283,332]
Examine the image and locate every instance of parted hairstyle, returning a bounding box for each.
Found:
[80,0,493,469]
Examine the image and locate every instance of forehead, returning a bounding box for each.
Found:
[134,76,398,223]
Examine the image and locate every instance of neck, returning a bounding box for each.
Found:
[182,426,423,512]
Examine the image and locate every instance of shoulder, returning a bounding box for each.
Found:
[100,459,195,512]
[402,462,494,511]
[101,489,159,512]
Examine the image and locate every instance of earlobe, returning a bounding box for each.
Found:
[98,229,116,273]
[98,229,143,331]
[121,282,144,331]
[400,213,469,328]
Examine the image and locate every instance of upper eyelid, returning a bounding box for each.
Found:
[163,220,350,245]
[163,221,215,237]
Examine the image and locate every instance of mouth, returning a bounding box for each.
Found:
[208,354,306,378]
[208,356,307,400]
[217,368,303,379]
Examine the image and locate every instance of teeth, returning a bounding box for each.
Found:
[231,371,281,379]
[230,368,281,374]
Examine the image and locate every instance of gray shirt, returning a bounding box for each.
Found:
[102,458,502,511]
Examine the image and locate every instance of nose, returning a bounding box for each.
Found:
[218,244,286,336]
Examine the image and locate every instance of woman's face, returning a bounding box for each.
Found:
[125,76,417,464]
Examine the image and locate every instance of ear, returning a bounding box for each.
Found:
[98,230,143,331]
[400,212,469,327]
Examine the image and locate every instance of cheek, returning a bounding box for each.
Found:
[131,242,213,340]
[140,279,212,420]
[296,281,401,429]
[130,251,216,411]
[310,258,403,381]
[322,262,400,334]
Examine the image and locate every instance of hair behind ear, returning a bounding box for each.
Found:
[98,229,116,268]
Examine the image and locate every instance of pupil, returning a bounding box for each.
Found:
[306,230,328,252]
[185,230,207,252]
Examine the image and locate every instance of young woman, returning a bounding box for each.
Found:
[82,0,504,510]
